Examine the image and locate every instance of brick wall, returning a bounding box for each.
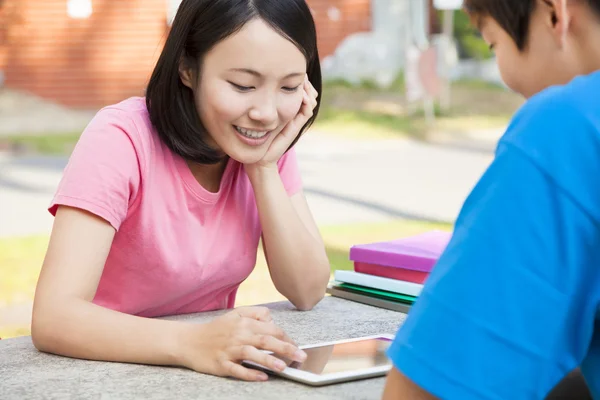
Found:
[0,0,167,108]
[308,0,371,59]
[0,0,371,108]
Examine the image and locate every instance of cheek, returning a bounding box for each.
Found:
[199,85,248,124]
[496,51,525,95]
[277,94,303,123]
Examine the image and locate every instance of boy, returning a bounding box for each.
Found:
[383,0,600,398]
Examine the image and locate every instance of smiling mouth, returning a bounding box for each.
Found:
[233,125,270,139]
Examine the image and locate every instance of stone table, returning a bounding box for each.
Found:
[0,296,406,399]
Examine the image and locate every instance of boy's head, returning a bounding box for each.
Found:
[465,0,600,97]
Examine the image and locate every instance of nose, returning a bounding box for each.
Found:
[248,93,278,126]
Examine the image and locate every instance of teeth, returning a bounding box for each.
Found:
[235,126,268,139]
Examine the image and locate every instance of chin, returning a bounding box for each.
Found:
[225,148,268,165]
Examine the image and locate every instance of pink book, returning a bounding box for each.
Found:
[349,230,452,284]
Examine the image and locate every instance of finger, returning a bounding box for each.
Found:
[303,89,311,104]
[301,92,314,116]
[279,329,298,347]
[223,360,269,382]
[301,85,317,112]
[303,75,318,98]
[311,96,318,109]
[302,100,314,118]
[252,333,306,363]
[234,345,289,373]
[235,307,272,323]
[246,319,293,343]
[248,321,306,361]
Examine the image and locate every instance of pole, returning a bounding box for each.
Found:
[440,8,454,111]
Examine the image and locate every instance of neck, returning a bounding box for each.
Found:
[186,157,229,193]
[572,12,600,74]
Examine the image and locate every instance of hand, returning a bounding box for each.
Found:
[248,75,318,169]
[178,307,307,381]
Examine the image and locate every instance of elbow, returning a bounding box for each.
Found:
[293,260,330,311]
[293,296,323,312]
[31,307,52,352]
[31,302,67,354]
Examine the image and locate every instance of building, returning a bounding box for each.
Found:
[0,0,373,109]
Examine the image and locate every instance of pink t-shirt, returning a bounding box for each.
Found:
[49,97,303,317]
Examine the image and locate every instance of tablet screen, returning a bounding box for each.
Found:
[278,337,392,376]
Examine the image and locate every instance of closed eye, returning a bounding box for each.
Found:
[282,85,301,93]
[228,82,254,92]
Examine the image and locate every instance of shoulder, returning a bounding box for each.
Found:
[501,71,600,153]
[90,97,154,145]
[497,72,600,220]
[82,97,170,169]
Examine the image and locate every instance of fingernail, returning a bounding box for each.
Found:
[294,350,307,362]
[259,373,269,381]
[275,360,287,371]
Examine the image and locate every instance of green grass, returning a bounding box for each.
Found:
[314,107,424,139]
[323,72,406,93]
[0,219,452,338]
[0,326,31,338]
[1,132,80,154]
[0,235,48,308]
[313,77,518,140]
[452,78,506,91]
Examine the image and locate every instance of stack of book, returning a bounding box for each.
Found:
[327,230,451,312]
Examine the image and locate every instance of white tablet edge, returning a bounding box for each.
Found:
[296,333,395,350]
[243,333,396,384]
[278,363,392,385]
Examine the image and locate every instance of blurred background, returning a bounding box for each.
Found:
[0,0,524,338]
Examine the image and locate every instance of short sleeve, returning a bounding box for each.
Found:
[49,107,141,231]
[387,143,600,399]
[277,147,303,196]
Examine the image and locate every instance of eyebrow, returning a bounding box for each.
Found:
[228,68,304,79]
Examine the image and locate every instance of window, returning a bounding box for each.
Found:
[67,0,93,19]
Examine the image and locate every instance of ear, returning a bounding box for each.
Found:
[178,57,195,89]
[542,0,571,47]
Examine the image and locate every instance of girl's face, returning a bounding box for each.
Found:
[180,18,308,165]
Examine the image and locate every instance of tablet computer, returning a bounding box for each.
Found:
[243,334,395,386]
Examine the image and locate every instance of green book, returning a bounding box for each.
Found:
[336,282,417,305]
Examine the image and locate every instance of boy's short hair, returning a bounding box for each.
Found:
[464,0,600,50]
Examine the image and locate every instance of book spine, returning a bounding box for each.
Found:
[334,270,424,297]
[354,262,429,284]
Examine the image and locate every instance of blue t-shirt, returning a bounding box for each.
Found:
[388,71,600,399]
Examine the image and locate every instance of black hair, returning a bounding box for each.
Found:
[146,0,321,164]
[464,0,600,50]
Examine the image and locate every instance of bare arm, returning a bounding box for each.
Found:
[32,206,305,380]
[32,206,185,364]
[247,166,330,311]
[382,367,438,400]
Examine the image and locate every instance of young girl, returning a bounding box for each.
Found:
[31,0,330,382]
[383,0,600,398]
